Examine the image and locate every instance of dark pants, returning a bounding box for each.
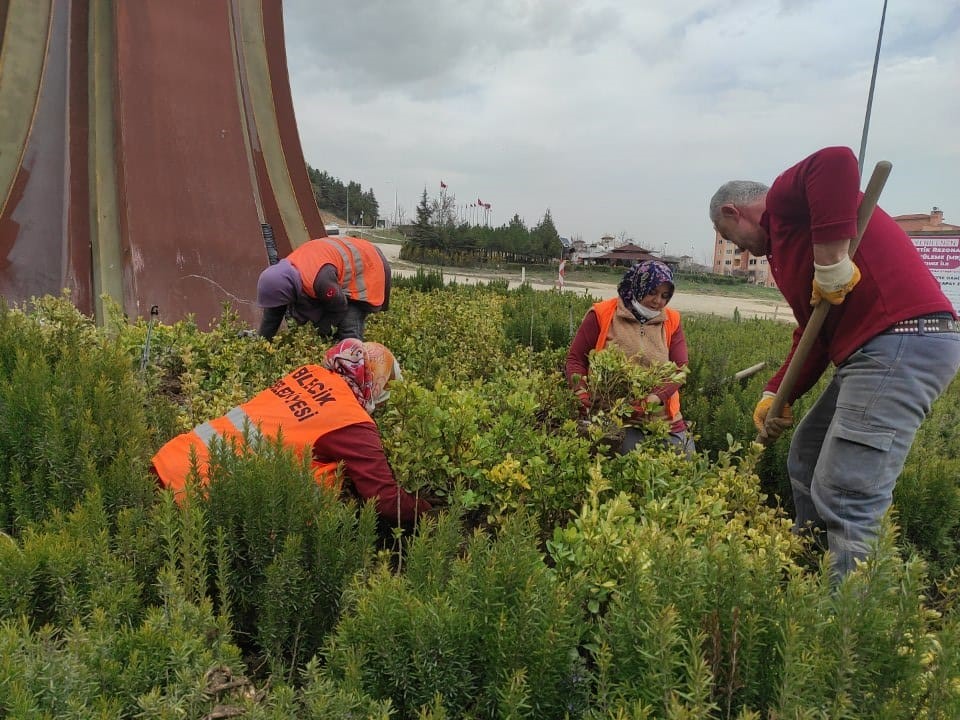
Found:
[621,426,696,458]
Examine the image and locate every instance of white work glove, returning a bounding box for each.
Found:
[811,257,861,306]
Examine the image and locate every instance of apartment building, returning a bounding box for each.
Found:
[711,232,778,288]
[709,208,957,291]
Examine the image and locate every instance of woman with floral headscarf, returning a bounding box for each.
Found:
[151,339,430,524]
[565,259,695,456]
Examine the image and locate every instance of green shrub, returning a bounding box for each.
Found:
[0,299,156,533]
[501,285,592,352]
[323,512,584,719]
[201,436,378,675]
[3,287,960,714]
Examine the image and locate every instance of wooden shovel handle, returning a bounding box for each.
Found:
[758,160,893,444]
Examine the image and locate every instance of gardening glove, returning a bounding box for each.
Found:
[811,257,861,306]
[753,391,793,440]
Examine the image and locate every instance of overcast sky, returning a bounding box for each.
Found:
[282,0,958,264]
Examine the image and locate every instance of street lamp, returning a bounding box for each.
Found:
[385,181,398,228]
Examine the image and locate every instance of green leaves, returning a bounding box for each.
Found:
[3,288,960,718]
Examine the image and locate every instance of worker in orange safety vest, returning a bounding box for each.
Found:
[255,236,391,340]
[565,260,695,456]
[151,339,428,524]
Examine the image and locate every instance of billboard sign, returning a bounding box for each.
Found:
[912,235,960,313]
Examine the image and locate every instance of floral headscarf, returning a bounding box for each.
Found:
[322,339,402,413]
[617,260,674,323]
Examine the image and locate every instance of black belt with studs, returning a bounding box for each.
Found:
[881,314,960,335]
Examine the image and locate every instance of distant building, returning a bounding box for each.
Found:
[594,243,662,268]
[712,232,777,288]
[892,207,960,235]
[574,247,609,264]
[893,207,960,313]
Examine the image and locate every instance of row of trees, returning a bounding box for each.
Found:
[306,165,379,226]
[405,187,563,265]
[304,167,564,265]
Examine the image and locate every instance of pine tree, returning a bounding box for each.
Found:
[411,188,439,249]
[533,209,562,260]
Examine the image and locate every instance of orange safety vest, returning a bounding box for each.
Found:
[151,365,373,499]
[591,297,683,420]
[287,237,387,305]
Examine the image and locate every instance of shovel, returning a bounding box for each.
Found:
[758,160,892,444]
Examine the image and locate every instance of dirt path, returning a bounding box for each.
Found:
[373,241,793,323]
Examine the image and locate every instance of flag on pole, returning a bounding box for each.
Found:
[440,180,447,189]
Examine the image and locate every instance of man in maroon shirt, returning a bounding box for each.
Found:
[709,146,960,579]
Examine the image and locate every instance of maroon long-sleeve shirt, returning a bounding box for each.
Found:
[315,422,429,524]
[761,146,954,402]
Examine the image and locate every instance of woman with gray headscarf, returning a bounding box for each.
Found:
[565,259,695,456]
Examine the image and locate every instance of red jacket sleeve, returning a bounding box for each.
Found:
[314,422,429,524]
[565,310,600,390]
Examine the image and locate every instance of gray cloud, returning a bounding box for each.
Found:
[283,0,960,263]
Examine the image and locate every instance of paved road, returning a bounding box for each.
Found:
[373,241,791,323]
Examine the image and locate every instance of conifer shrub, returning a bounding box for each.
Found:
[0,298,155,534]
[0,490,159,631]
[322,512,585,719]
[200,436,378,675]
[293,659,396,718]
[896,459,960,575]
[0,585,245,718]
[392,266,446,291]
[769,525,957,718]
[501,284,592,352]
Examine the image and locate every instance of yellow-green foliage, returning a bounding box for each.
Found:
[367,286,508,385]
[2,289,960,719]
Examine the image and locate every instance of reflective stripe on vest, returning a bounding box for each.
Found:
[151,365,373,499]
[286,237,385,305]
[591,298,682,420]
[327,237,369,301]
[193,406,252,444]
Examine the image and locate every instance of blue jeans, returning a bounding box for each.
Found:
[788,330,960,579]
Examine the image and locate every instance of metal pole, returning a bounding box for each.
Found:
[858,0,888,175]
[139,305,160,373]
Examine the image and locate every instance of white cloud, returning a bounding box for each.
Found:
[283,0,960,263]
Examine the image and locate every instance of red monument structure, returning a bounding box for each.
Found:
[0,0,326,328]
